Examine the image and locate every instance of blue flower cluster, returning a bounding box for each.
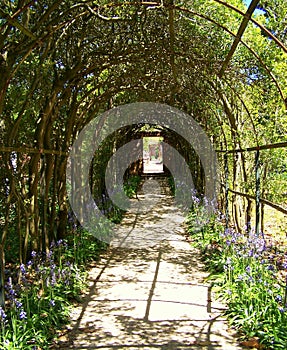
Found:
[0,238,84,347]
[4,277,27,321]
[188,208,287,348]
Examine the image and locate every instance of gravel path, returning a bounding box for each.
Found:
[55,177,243,349]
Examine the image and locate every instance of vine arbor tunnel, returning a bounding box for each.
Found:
[0,0,287,308]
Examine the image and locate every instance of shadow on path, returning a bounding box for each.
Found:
[54,177,243,349]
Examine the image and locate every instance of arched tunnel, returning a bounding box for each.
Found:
[0,0,287,348]
[1,0,286,247]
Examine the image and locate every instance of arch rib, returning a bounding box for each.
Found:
[218,0,260,77]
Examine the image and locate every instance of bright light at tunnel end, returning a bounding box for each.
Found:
[66,102,219,247]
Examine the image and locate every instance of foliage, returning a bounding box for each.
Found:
[187,202,287,349]
[123,175,142,199]
[0,0,287,347]
[0,0,286,258]
[0,232,107,349]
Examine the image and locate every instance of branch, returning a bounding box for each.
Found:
[0,7,37,40]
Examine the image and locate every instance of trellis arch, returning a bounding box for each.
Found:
[0,0,286,269]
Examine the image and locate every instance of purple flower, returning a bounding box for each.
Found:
[248,250,254,257]
[15,300,23,309]
[237,274,245,281]
[51,272,57,287]
[31,251,37,258]
[226,257,232,265]
[0,307,6,321]
[5,277,17,302]
[192,196,200,205]
[47,250,54,261]
[275,295,282,303]
[49,299,55,307]
[248,276,254,283]
[20,264,26,275]
[245,265,251,274]
[19,309,27,320]
[8,288,16,297]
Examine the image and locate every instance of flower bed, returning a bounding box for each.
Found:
[0,233,107,349]
[187,207,287,349]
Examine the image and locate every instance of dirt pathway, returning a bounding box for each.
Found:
[56,177,243,349]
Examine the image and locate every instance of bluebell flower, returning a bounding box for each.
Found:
[20,264,26,275]
[6,277,17,302]
[275,295,282,303]
[245,265,251,274]
[31,251,37,258]
[51,273,57,287]
[19,309,27,320]
[237,274,245,281]
[8,287,16,297]
[15,300,23,309]
[248,249,254,257]
[226,257,232,265]
[49,299,55,307]
[0,307,6,321]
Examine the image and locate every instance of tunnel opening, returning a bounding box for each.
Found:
[142,136,164,174]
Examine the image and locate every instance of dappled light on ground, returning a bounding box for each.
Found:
[55,178,243,349]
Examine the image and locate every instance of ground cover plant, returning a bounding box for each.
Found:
[0,234,107,349]
[0,173,140,348]
[187,201,287,349]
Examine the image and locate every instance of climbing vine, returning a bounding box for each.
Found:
[0,0,286,347]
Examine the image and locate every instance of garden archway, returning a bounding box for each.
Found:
[0,0,287,303]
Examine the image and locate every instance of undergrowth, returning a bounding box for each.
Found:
[0,231,107,349]
[0,175,141,348]
[187,203,287,349]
